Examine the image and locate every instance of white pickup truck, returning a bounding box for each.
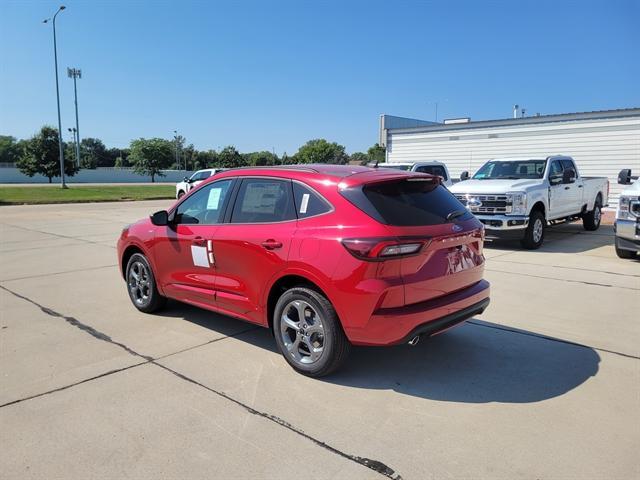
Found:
[614,169,640,259]
[175,168,226,199]
[371,161,454,187]
[450,156,609,249]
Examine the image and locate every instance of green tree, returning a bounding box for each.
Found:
[129,138,174,182]
[295,139,348,164]
[367,143,386,164]
[79,137,107,169]
[108,147,129,168]
[349,152,369,166]
[218,146,246,168]
[16,126,78,183]
[194,149,218,169]
[0,135,23,164]
[246,150,278,166]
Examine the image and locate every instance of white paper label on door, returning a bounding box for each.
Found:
[300,193,310,214]
[207,188,222,210]
[191,245,209,267]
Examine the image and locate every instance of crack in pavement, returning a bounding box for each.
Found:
[488,259,640,278]
[0,284,403,480]
[1,264,118,283]
[485,268,639,291]
[1,223,116,249]
[467,321,640,360]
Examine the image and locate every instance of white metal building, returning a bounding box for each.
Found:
[380,108,640,207]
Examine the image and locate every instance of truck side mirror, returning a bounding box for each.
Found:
[562,168,576,184]
[460,171,469,181]
[150,210,169,226]
[618,169,632,185]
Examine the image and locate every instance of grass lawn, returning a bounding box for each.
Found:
[0,185,175,205]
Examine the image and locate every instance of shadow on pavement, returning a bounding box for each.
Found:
[165,301,600,404]
[485,223,615,254]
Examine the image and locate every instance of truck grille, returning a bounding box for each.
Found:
[455,194,511,214]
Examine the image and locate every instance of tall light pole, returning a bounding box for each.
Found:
[43,6,67,188]
[68,127,77,165]
[173,130,180,170]
[67,67,81,168]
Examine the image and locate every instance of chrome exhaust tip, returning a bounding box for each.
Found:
[408,335,421,346]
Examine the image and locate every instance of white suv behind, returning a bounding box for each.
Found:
[175,169,224,198]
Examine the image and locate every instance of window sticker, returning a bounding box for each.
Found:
[207,188,222,210]
[300,193,310,214]
[191,245,209,267]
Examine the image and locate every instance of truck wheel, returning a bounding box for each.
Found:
[615,239,637,259]
[583,196,602,231]
[521,210,545,249]
[273,287,350,377]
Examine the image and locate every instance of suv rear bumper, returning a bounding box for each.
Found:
[346,279,490,346]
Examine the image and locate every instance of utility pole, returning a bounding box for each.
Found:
[67,127,77,164]
[67,67,82,168]
[174,130,180,170]
[43,5,67,188]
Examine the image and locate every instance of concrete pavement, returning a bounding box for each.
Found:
[0,200,638,479]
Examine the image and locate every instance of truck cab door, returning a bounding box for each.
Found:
[548,160,570,218]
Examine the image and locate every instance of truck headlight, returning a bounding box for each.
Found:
[507,192,527,215]
[617,196,640,221]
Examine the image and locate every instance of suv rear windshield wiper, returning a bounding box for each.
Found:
[446,209,467,222]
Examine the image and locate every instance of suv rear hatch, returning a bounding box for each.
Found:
[340,175,485,306]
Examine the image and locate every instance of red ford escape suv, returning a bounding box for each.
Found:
[118,165,490,376]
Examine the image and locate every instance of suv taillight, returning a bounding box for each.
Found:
[341,238,429,260]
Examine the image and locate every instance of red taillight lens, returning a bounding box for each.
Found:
[341,238,427,260]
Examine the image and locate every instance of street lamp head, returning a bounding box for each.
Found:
[59,6,66,11]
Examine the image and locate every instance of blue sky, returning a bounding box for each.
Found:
[1,0,638,154]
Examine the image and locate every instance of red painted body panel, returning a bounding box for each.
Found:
[117,165,490,346]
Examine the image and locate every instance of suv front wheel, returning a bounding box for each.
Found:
[273,287,350,377]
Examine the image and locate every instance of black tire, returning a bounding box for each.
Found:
[615,238,637,259]
[125,253,167,313]
[521,210,546,249]
[273,287,350,377]
[583,196,602,231]
[177,190,185,199]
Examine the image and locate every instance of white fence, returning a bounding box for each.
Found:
[0,166,193,184]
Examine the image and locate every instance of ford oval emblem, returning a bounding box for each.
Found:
[467,198,482,208]
[452,224,463,232]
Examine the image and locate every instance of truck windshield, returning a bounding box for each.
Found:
[377,164,411,171]
[473,160,546,180]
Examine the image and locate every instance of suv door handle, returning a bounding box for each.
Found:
[193,236,206,246]
[261,239,283,250]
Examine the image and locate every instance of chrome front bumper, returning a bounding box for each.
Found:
[474,214,529,231]
[615,219,640,252]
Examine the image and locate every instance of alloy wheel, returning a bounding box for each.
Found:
[280,300,325,365]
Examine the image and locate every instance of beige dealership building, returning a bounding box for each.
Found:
[379,108,640,207]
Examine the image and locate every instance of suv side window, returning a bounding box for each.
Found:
[415,165,448,180]
[293,182,332,218]
[192,171,210,181]
[549,160,564,182]
[231,179,296,223]
[175,179,233,225]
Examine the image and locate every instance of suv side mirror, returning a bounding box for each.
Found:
[618,169,632,185]
[183,176,190,182]
[150,210,169,226]
[562,168,576,184]
[460,171,469,181]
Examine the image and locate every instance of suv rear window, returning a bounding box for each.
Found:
[341,179,472,226]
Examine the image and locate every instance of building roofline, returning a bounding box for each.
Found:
[382,107,640,135]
